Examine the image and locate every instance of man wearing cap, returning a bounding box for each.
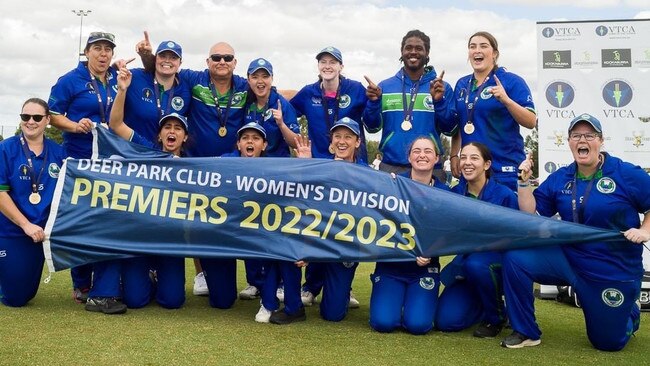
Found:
[505,113,650,350]
[48,31,127,314]
[363,30,454,180]
[290,46,369,163]
[124,40,190,142]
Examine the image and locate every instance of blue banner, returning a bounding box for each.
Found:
[43,127,622,272]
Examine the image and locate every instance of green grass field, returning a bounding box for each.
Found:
[1,259,647,366]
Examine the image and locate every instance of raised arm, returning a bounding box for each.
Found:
[108,66,135,141]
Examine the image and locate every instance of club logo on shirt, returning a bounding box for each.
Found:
[374,275,381,283]
[338,94,351,108]
[19,164,30,180]
[419,277,435,290]
[263,109,273,122]
[596,177,616,194]
[423,95,435,110]
[480,88,493,100]
[561,180,574,194]
[601,288,624,307]
[0,250,6,258]
[171,97,185,111]
[311,97,322,106]
[49,163,61,179]
[142,88,154,103]
[232,92,245,106]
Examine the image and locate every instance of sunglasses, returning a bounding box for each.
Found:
[210,54,235,62]
[88,31,116,42]
[20,114,46,122]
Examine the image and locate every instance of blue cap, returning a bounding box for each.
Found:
[156,41,182,58]
[330,117,360,137]
[568,113,602,134]
[316,46,342,63]
[247,58,273,76]
[86,31,116,48]
[158,113,188,131]
[237,122,267,140]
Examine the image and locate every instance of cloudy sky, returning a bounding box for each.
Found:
[1,0,649,137]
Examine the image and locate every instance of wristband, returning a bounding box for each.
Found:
[518,180,530,188]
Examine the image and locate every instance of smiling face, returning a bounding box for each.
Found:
[247,69,272,101]
[330,126,360,162]
[206,42,236,80]
[237,130,267,157]
[85,41,114,76]
[401,36,428,74]
[155,51,181,78]
[20,102,49,140]
[459,144,491,183]
[568,121,603,171]
[468,35,498,75]
[408,138,438,173]
[158,119,187,155]
[317,54,343,82]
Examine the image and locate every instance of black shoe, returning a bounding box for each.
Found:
[72,287,89,304]
[473,321,504,338]
[269,307,306,325]
[500,331,541,348]
[85,297,127,315]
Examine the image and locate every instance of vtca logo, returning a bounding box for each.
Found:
[542,26,580,38]
[545,81,575,108]
[596,25,636,36]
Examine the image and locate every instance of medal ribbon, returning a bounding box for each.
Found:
[19,134,48,196]
[89,70,112,124]
[153,78,176,119]
[464,71,493,130]
[401,76,421,124]
[209,81,234,131]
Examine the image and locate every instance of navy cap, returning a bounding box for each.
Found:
[316,46,343,63]
[237,122,267,140]
[330,117,360,137]
[158,113,188,131]
[156,41,182,59]
[568,113,602,134]
[247,58,273,76]
[86,31,116,48]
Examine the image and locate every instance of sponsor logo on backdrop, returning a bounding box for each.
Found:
[626,131,648,148]
[544,81,575,120]
[541,26,581,40]
[596,24,636,39]
[544,161,558,174]
[601,49,631,68]
[573,50,599,68]
[633,49,650,67]
[602,79,635,118]
[543,50,571,69]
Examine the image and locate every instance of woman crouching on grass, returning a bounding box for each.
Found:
[369,137,446,334]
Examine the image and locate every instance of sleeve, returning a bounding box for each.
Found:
[130,131,156,149]
[280,95,300,133]
[502,189,519,210]
[178,68,204,87]
[506,72,535,113]
[0,143,11,191]
[362,97,382,132]
[289,87,307,116]
[433,81,458,135]
[48,75,72,116]
[621,163,650,214]
[532,175,558,218]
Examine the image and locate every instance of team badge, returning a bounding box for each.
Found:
[338,94,351,108]
[263,109,273,121]
[419,277,435,290]
[311,97,322,106]
[48,163,60,178]
[423,95,435,110]
[142,88,153,100]
[232,92,244,105]
[602,288,624,307]
[171,97,185,111]
[596,177,615,194]
[85,82,95,92]
[480,87,493,100]
[19,164,30,177]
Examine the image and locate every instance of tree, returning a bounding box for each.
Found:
[524,127,539,177]
[366,140,379,162]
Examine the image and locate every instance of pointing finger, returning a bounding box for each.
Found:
[438,70,445,81]
[494,74,502,86]
[144,31,150,44]
[125,57,136,65]
[277,99,282,110]
[364,75,377,88]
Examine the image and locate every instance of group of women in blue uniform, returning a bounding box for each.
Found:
[1,28,648,353]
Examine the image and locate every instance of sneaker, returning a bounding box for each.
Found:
[193,272,209,296]
[239,285,260,300]
[500,331,541,348]
[473,321,504,338]
[72,287,90,304]
[269,307,306,325]
[348,291,360,309]
[255,305,273,323]
[276,286,285,303]
[301,290,315,306]
[85,297,127,315]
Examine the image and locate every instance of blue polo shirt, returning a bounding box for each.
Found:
[244,88,299,158]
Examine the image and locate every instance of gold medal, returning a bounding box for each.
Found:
[218,126,227,137]
[401,120,412,131]
[464,122,475,135]
[29,192,41,205]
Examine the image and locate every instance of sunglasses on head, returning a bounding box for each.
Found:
[210,54,234,62]
[89,31,116,42]
[20,114,46,122]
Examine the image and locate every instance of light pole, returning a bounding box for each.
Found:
[72,10,92,61]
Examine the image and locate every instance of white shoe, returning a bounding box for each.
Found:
[348,291,360,309]
[193,272,209,296]
[255,305,272,323]
[301,290,315,306]
[239,285,260,300]
[276,286,285,302]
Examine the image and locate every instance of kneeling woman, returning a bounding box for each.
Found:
[109,66,188,309]
[369,137,446,334]
[0,98,66,307]
[435,142,518,337]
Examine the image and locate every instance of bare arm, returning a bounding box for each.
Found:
[108,67,135,141]
[516,153,536,213]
